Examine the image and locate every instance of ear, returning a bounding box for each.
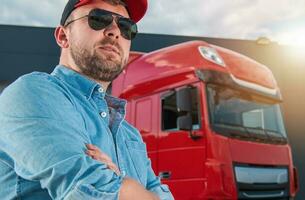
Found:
[54,26,70,48]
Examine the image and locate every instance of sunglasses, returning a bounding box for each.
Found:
[64,8,138,40]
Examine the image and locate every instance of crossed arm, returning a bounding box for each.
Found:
[86,144,160,200]
[0,76,172,200]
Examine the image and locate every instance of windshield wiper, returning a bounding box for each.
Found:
[212,122,287,144]
[265,129,287,144]
[244,126,269,142]
[212,122,252,139]
[244,126,287,144]
[213,122,287,144]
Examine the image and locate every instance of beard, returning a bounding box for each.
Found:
[70,38,127,82]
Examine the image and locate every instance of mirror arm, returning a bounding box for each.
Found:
[189,129,202,140]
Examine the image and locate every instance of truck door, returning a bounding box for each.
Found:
[157,82,207,200]
[131,95,159,171]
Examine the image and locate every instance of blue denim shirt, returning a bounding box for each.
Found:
[0,65,174,200]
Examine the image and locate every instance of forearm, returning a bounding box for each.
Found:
[119,177,160,200]
[86,145,173,200]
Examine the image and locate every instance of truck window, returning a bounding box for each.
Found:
[207,84,287,141]
[242,109,264,128]
[162,87,200,131]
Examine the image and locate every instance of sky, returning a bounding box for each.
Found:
[1,0,305,46]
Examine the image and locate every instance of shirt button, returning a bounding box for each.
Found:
[122,170,126,176]
[100,112,107,118]
[98,87,104,93]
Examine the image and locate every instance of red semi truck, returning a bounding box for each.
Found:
[112,41,299,199]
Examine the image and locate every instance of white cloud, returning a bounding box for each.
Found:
[1,0,305,45]
[138,0,305,44]
[0,0,67,27]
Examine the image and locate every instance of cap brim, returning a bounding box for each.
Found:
[125,0,147,23]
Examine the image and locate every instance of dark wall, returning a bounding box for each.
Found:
[0,25,304,199]
[0,25,59,81]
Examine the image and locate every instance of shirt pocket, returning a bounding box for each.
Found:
[125,140,148,186]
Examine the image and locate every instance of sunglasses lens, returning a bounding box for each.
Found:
[87,9,138,40]
[88,9,113,30]
[118,18,138,40]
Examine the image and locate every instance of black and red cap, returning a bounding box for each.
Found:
[60,0,148,25]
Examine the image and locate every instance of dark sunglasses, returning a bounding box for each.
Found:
[64,8,138,40]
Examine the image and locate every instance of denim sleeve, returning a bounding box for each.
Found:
[146,160,174,200]
[0,74,123,200]
[126,126,174,200]
[146,160,175,200]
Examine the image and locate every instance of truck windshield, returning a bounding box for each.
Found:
[207,84,287,143]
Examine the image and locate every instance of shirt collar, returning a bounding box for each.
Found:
[51,65,127,112]
[51,65,100,98]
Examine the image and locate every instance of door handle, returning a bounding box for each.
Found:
[159,171,171,179]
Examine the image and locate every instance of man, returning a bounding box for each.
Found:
[0,0,174,199]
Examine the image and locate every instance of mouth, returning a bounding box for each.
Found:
[98,45,120,56]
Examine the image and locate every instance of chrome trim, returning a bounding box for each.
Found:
[235,166,288,184]
[242,191,284,198]
[230,74,277,96]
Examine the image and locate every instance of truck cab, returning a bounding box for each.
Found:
[112,41,298,199]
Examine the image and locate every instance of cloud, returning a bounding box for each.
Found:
[1,0,305,45]
[138,0,305,42]
[0,0,66,27]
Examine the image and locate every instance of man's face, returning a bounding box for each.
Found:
[66,0,131,82]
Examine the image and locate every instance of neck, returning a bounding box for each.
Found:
[59,64,110,92]
[59,52,110,91]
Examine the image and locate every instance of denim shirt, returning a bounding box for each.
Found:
[0,65,174,200]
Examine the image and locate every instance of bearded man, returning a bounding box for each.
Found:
[0,0,174,199]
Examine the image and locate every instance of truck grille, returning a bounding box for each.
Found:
[234,164,289,199]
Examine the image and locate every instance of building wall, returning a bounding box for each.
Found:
[1,25,304,199]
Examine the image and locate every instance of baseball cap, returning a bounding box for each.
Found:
[60,0,148,26]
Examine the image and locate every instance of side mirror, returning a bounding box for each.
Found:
[176,87,202,140]
[176,87,193,131]
[177,114,192,131]
[177,114,202,140]
[176,87,192,113]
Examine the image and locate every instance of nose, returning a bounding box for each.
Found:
[103,20,120,40]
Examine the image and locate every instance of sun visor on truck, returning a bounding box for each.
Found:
[195,69,282,101]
